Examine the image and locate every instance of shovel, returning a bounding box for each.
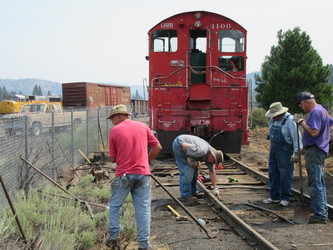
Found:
[293,122,311,224]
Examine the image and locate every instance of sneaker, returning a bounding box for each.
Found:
[279,200,290,206]
[309,215,329,224]
[263,197,280,204]
[106,239,121,250]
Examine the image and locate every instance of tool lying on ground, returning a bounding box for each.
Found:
[0,175,27,243]
[244,201,294,225]
[78,149,92,164]
[20,157,108,219]
[198,174,210,183]
[293,122,311,224]
[167,205,188,221]
[150,174,218,239]
[228,177,238,182]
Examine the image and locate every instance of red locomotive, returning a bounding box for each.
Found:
[147,11,248,155]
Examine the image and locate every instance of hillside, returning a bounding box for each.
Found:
[0,73,261,99]
[0,79,62,96]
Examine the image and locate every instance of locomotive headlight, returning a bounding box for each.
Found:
[195,12,202,19]
[194,20,202,28]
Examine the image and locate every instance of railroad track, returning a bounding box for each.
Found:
[150,155,333,250]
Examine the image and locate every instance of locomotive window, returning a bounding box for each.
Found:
[218,56,244,72]
[218,30,244,52]
[152,30,177,52]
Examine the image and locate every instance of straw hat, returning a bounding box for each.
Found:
[107,104,131,119]
[265,102,288,118]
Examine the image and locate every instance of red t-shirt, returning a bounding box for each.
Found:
[109,119,159,177]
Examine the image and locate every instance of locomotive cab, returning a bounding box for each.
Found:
[148,11,249,156]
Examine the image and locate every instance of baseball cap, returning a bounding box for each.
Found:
[206,147,224,170]
[296,91,314,104]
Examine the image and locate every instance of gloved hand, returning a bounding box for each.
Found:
[293,117,304,125]
[212,187,220,199]
[292,152,299,163]
[187,157,198,168]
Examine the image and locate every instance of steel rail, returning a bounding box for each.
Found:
[197,181,278,250]
[227,155,333,218]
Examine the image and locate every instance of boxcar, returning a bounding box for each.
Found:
[62,82,131,108]
[147,11,249,155]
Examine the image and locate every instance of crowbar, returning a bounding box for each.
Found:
[151,174,218,238]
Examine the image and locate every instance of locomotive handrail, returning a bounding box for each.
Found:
[209,66,247,80]
[151,66,188,85]
[158,119,176,123]
[151,65,246,85]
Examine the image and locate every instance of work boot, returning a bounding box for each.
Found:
[309,215,329,224]
[106,238,121,250]
[193,192,205,199]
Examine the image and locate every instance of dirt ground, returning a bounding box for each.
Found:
[147,127,333,250]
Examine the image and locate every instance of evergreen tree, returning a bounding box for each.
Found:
[0,86,8,101]
[255,27,333,113]
[47,90,51,96]
[134,89,142,100]
[329,64,333,85]
[38,85,42,95]
[32,84,38,95]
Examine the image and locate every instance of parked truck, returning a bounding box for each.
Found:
[0,103,86,137]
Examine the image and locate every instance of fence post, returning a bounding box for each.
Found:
[86,107,89,156]
[24,115,29,161]
[106,107,109,134]
[71,109,74,168]
[51,112,56,180]
[24,115,29,193]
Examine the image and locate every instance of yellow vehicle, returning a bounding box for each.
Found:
[0,100,27,115]
[0,99,62,116]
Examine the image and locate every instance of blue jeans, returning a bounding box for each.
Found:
[304,146,328,219]
[108,174,151,249]
[172,137,198,198]
[268,146,294,202]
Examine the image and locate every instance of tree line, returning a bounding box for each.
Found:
[0,84,51,102]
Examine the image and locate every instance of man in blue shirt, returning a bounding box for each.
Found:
[264,102,302,206]
[296,91,333,224]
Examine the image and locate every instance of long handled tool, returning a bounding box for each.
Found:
[0,175,27,243]
[244,201,294,225]
[150,174,218,238]
[293,122,311,224]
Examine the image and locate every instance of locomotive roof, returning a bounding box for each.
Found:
[148,10,246,33]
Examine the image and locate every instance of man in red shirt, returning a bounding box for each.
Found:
[107,104,162,250]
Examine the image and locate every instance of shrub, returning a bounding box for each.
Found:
[249,108,269,128]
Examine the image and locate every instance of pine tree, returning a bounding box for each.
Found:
[38,85,43,96]
[32,84,38,95]
[255,27,333,113]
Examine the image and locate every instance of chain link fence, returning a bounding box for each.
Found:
[0,105,147,214]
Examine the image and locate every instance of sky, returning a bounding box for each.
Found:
[0,0,332,86]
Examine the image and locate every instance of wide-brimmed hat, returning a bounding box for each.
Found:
[296,91,314,104]
[265,102,288,118]
[209,147,224,165]
[107,104,131,119]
